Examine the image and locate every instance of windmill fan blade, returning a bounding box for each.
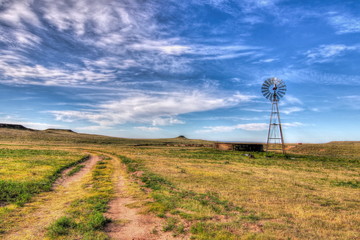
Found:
[268,93,274,100]
[262,89,269,94]
[262,83,270,89]
[265,92,272,99]
[278,89,286,94]
[262,90,270,94]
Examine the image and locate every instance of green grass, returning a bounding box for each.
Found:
[48,216,76,237]
[331,179,360,188]
[67,164,85,176]
[47,156,113,240]
[0,148,87,205]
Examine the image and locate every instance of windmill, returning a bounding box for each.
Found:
[261,77,287,154]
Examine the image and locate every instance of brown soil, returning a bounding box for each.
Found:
[54,156,97,187]
[285,145,296,150]
[105,156,183,240]
[2,155,100,240]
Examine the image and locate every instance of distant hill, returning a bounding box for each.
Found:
[0,123,34,131]
[45,128,76,133]
[0,124,213,146]
[176,135,187,139]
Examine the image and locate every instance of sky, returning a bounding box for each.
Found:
[0,0,360,143]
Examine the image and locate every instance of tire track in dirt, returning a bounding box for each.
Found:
[105,155,182,240]
[2,155,100,240]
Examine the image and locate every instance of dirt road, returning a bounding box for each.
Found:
[2,155,99,240]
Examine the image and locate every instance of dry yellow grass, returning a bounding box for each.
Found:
[0,129,359,239]
[112,146,359,240]
[2,155,99,239]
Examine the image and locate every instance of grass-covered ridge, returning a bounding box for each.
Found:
[0,127,213,146]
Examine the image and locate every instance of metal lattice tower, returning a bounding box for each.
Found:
[261,77,287,154]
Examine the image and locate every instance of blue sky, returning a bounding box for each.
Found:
[1,0,360,143]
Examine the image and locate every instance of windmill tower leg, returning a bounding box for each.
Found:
[266,100,286,155]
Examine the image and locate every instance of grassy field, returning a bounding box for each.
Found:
[109,146,359,240]
[0,148,86,205]
[46,155,113,240]
[0,128,359,239]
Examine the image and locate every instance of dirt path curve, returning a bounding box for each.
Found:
[105,155,180,240]
[3,155,100,240]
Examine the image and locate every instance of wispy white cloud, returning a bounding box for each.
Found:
[282,107,304,115]
[152,117,185,126]
[327,13,360,34]
[130,39,191,55]
[74,125,111,131]
[82,57,138,70]
[337,95,360,109]
[338,95,360,101]
[0,50,115,86]
[41,0,136,36]
[255,67,360,86]
[305,44,359,63]
[198,123,268,133]
[253,58,277,64]
[282,122,304,128]
[241,0,282,13]
[134,126,161,132]
[197,121,303,133]
[0,0,266,88]
[50,91,257,127]
[282,95,303,105]
[0,1,42,47]
[0,1,41,28]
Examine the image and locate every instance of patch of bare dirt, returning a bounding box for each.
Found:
[285,145,296,150]
[105,157,183,240]
[54,155,98,187]
[243,222,264,233]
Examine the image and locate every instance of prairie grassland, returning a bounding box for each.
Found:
[288,142,360,160]
[0,147,85,206]
[0,128,359,239]
[0,152,113,240]
[112,146,360,240]
[46,154,113,240]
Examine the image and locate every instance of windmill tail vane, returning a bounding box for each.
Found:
[261,77,287,154]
